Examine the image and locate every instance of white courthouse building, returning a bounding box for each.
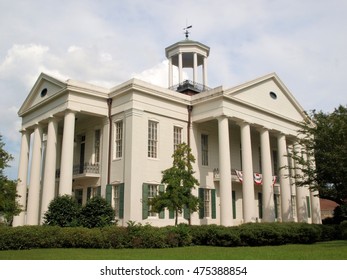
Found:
[13,36,321,227]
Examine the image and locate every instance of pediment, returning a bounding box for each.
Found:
[227,73,307,122]
[18,73,67,116]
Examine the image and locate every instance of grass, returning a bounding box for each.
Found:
[0,240,346,260]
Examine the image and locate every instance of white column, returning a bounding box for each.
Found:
[193,52,198,84]
[310,190,321,224]
[59,110,75,195]
[218,116,233,226]
[40,117,58,224]
[168,57,173,88]
[203,56,208,87]
[259,127,275,222]
[13,129,31,226]
[240,122,255,223]
[178,52,183,84]
[26,125,43,225]
[277,133,291,222]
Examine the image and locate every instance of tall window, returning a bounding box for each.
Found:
[94,129,100,164]
[204,189,211,218]
[148,184,158,217]
[272,150,278,176]
[75,189,83,206]
[201,134,208,166]
[114,120,123,159]
[173,126,182,151]
[148,121,158,158]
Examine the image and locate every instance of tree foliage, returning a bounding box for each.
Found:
[79,196,115,228]
[150,143,200,225]
[43,195,80,227]
[287,105,347,205]
[0,134,21,225]
[44,195,115,228]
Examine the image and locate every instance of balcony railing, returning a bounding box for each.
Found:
[169,80,211,94]
[55,163,100,178]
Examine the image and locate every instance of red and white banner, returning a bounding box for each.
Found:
[235,170,277,186]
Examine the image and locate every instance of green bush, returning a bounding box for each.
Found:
[79,196,115,228]
[43,195,80,227]
[339,221,347,239]
[0,222,342,251]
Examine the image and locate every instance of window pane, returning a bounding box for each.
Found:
[148,121,158,158]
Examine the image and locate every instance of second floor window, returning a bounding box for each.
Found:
[94,129,100,164]
[114,120,123,159]
[173,126,182,151]
[201,134,208,166]
[148,121,158,158]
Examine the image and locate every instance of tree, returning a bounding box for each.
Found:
[79,196,115,228]
[150,143,200,225]
[0,134,21,225]
[43,195,80,227]
[287,105,347,206]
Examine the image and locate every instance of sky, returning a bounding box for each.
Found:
[0,0,346,179]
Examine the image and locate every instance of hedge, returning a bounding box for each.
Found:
[0,222,343,250]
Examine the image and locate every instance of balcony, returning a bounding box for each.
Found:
[169,80,211,95]
[55,163,100,179]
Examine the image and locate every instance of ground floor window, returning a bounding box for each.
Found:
[306,196,311,218]
[291,195,297,219]
[199,188,216,219]
[258,192,263,219]
[274,194,281,220]
[75,189,83,206]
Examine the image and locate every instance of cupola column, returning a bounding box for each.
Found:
[168,57,173,88]
[178,52,183,84]
[193,52,198,84]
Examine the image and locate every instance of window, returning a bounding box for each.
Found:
[148,121,158,158]
[204,189,211,218]
[272,150,278,176]
[114,120,123,159]
[148,184,158,217]
[258,192,263,219]
[75,189,83,206]
[201,134,208,166]
[173,126,182,151]
[94,129,100,164]
[199,188,216,219]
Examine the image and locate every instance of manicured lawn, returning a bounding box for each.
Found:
[0,240,346,260]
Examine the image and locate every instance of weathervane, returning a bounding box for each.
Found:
[183,25,192,39]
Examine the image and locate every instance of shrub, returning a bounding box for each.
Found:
[79,196,115,228]
[43,195,80,227]
[339,220,347,240]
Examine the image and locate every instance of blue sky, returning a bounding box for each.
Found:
[1,0,346,179]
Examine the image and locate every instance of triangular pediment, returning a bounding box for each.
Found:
[18,73,67,116]
[227,73,307,122]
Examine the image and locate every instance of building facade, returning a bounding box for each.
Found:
[13,38,321,227]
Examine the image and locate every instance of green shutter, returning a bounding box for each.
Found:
[258,192,263,219]
[119,183,124,219]
[211,189,216,219]
[159,184,165,219]
[106,184,112,205]
[142,183,149,220]
[306,196,311,218]
[232,190,236,219]
[169,209,175,219]
[199,188,205,219]
[184,205,190,220]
